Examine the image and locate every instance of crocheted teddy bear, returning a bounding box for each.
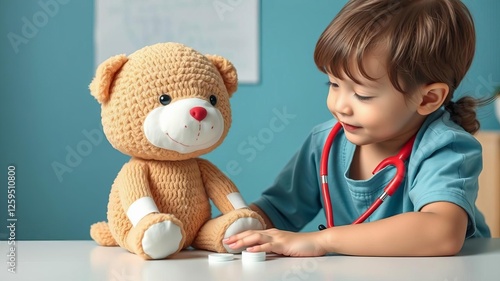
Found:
[88,42,265,259]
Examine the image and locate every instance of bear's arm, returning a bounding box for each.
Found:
[196,158,246,215]
[115,159,155,214]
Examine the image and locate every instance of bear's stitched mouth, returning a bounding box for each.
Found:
[165,133,190,147]
[165,129,216,148]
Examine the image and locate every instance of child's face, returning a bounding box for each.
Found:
[326,51,425,147]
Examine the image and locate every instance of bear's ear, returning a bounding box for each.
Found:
[205,55,238,97]
[89,54,128,104]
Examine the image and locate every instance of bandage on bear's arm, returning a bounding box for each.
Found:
[197,158,246,214]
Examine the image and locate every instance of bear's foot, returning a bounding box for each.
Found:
[192,208,264,253]
[90,221,118,246]
[127,213,186,259]
[223,216,264,253]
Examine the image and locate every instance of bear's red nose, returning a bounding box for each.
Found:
[190,107,207,121]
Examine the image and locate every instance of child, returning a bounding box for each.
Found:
[223,0,492,257]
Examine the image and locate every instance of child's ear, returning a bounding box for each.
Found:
[417,82,449,115]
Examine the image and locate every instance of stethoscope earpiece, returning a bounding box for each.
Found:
[318,224,327,231]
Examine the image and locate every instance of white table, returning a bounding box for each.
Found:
[1,238,499,281]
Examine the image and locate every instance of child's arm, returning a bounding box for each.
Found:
[249,204,275,229]
[225,201,468,257]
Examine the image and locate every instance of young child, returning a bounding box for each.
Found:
[223,0,492,257]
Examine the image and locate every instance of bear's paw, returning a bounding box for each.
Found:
[142,220,184,259]
[223,217,264,253]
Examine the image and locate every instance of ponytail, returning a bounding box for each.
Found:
[444,93,498,135]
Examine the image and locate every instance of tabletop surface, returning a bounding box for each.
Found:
[1,238,500,281]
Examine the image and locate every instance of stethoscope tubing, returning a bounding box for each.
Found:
[319,122,416,229]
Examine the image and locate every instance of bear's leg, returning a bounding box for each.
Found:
[125,213,186,259]
[90,221,118,246]
[192,208,264,253]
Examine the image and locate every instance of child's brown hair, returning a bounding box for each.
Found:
[314,0,486,134]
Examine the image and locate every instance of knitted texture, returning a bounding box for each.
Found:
[90,221,117,246]
[197,158,241,214]
[89,42,237,161]
[88,42,264,259]
[89,54,128,104]
[105,158,212,250]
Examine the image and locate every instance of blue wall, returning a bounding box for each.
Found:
[1,0,499,240]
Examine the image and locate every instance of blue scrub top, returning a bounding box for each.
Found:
[254,108,491,238]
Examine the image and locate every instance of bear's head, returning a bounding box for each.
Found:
[89,42,238,161]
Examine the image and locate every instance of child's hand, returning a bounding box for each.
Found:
[223,228,327,257]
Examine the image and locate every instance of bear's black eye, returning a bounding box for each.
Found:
[159,94,171,105]
[209,95,217,106]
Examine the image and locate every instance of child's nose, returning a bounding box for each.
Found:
[331,92,352,116]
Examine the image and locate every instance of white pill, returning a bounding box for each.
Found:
[241,250,266,262]
[208,253,234,262]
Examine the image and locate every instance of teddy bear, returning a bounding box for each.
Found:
[88,42,265,260]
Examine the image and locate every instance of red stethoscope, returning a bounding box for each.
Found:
[318,122,416,230]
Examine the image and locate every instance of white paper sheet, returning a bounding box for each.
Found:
[94,0,260,83]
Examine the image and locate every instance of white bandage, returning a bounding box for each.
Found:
[227,192,248,209]
[126,197,159,227]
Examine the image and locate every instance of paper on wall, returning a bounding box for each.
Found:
[94,0,260,84]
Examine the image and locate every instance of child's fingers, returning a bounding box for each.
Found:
[223,229,255,244]
[225,231,271,249]
[246,243,275,254]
